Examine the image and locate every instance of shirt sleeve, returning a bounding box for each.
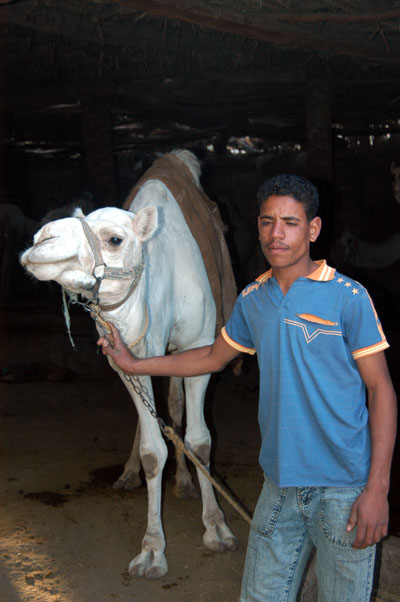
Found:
[343,288,389,359]
[221,294,257,355]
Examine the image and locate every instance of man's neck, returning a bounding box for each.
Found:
[272,259,319,295]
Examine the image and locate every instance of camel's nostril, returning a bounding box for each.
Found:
[37,236,57,245]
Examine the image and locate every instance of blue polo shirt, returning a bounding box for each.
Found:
[222,261,389,487]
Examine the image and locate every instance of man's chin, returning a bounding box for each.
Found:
[265,252,290,266]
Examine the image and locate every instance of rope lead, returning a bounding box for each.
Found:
[162,425,252,525]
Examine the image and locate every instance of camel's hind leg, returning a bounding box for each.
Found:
[113,421,143,490]
[167,376,199,500]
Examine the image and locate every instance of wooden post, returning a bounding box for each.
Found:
[81,94,117,206]
[304,64,336,262]
[304,65,333,183]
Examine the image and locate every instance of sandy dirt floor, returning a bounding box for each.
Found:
[1,291,399,602]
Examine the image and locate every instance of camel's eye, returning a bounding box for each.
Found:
[109,236,123,246]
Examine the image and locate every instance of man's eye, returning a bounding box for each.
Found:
[109,236,123,246]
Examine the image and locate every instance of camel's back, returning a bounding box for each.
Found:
[124,152,237,334]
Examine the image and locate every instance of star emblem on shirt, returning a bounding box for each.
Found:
[336,277,359,294]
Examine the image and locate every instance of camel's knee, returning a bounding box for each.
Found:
[141,453,162,480]
[140,438,168,480]
[189,441,211,465]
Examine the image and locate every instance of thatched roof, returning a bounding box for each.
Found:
[1,0,399,149]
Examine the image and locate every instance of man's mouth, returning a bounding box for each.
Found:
[267,245,288,252]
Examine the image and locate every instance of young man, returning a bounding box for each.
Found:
[98,174,397,601]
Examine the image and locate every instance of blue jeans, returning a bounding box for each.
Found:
[240,475,376,602]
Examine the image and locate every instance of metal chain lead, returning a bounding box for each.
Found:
[124,373,166,431]
[123,373,252,525]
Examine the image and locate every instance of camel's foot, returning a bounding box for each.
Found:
[113,468,142,491]
[128,550,168,580]
[203,521,238,553]
[172,477,200,500]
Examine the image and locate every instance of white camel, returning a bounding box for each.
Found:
[20,150,237,580]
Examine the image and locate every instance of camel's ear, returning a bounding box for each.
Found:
[73,207,86,218]
[132,206,158,242]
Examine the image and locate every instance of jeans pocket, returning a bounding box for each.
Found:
[320,486,364,548]
[251,476,287,537]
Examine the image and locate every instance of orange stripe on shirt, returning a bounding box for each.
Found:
[352,340,390,359]
[221,327,256,355]
[365,290,387,342]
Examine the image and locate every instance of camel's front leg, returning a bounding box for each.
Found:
[128,467,168,580]
[121,373,169,580]
[184,375,238,553]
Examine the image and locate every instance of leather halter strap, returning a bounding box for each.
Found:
[77,216,143,309]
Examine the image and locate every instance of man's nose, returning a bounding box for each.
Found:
[271,221,284,238]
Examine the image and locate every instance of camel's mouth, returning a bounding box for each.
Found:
[20,248,96,291]
[34,235,57,245]
[20,237,77,268]
[21,250,70,267]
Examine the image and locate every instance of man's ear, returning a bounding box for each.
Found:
[309,216,322,242]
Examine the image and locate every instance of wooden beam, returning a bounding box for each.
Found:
[113,0,400,63]
[114,0,400,25]
[2,0,400,64]
[257,9,400,24]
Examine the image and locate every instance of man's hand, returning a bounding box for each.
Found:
[98,326,239,378]
[346,488,389,549]
[97,322,137,374]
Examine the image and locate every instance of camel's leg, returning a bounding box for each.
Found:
[167,376,199,500]
[184,374,237,552]
[121,373,169,580]
[113,421,143,490]
[113,375,198,495]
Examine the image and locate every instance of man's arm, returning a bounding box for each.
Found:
[97,323,240,377]
[347,351,397,549]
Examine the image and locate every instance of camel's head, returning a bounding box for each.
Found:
[20,206,158,301]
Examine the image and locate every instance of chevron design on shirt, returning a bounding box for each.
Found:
[284,319,342,343]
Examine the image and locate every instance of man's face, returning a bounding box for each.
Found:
[258,195,321,270]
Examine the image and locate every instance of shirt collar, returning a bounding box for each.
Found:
[256,260,336,284]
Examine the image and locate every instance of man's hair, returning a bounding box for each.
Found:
[256,174,319,221]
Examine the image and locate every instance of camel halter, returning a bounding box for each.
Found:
[61,216,147,350]
[77,216,144,311]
